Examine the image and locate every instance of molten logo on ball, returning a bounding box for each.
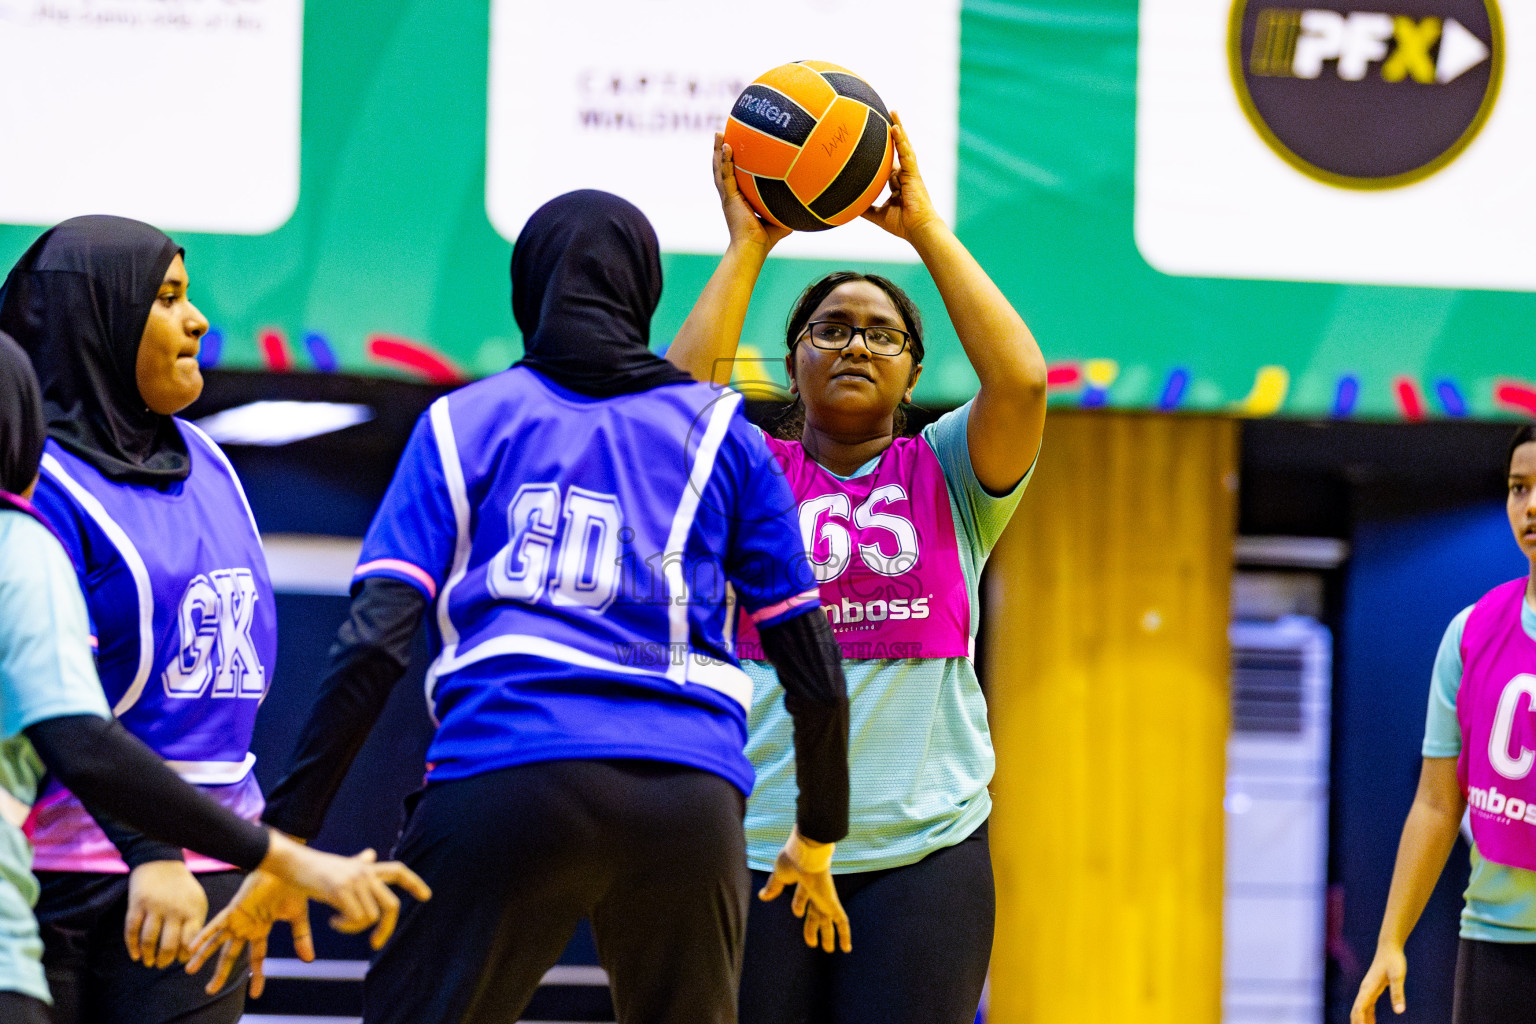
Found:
[1229,0,1502,188]
[723,61,894,231]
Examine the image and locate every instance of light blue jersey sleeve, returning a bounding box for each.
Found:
[0,513,111,740]
[1423,606,1473,759]
[919,400,1035,558]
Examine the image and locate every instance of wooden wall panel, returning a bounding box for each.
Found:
[985,411,1238,1024]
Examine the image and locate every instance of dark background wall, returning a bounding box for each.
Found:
[189,372,1532,1020]
[1242,419,1521,1023]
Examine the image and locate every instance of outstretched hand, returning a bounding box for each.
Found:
[860,111,942,241]
[759,827,851,954]
[186,835,431,996]
[714,132,792,252]
[184,869,311,998]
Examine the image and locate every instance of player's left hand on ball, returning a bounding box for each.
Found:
[860,110,941,242]
[759,827,852,953]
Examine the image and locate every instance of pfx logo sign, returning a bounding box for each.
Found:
[1230,1,1502,187]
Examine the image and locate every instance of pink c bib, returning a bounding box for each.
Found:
[1458,578,1536,871]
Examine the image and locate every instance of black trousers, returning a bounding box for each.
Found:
[738,823,994,1024]
[34,870,247,1024]
[363,759,750,1024]
[1453,938,1536,1024]
[0,991,52,1024]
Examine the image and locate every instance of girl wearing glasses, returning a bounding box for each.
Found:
[667,115,1048,1024]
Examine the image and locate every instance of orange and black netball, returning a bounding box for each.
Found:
[723,61,894,231]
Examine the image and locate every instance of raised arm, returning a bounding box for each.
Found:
[666,135,791,385]
[863,113,1048,493]
[1350,757,1466,1024]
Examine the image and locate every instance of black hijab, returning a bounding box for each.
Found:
[0,330,46,496]
[511,190,693,397]
[0,216,187,485]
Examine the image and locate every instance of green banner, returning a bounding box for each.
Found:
[2,0,1531,419]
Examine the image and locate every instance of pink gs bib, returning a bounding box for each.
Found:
[735,435,970,662]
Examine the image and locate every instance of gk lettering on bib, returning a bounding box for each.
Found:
[735,435,970,662]
[1458,578,1536,871]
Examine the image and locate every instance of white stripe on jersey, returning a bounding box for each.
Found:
[662,391,741,685]
[424,397,474,721]
[41,453,155,717]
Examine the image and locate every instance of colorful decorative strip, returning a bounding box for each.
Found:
[1158,368,1189,411]
[1495,381,1536,418]
[1046,363,1081,388]
[304,332,339,373]
[1332,375,1360,418]
[366,334,465,384]
[1434,379,1467,418]
[1235,365,1289,416]
[198,329,223,369]
[1393,376,1426,421]
[259,329,293,372]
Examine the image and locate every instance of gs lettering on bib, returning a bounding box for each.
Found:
[1458,578,1536,871]
[736,435,970,662]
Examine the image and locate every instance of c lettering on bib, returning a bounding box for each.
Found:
[1489,674,1536,781]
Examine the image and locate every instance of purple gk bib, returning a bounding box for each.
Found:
[736,435,970,662]
[1458,578,1536,871]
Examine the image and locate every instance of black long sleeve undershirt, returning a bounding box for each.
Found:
[23,716,270,872]
[94,814,184,869]
[262,578,849,847]
[261,578,426,840]
[756,609,850,845]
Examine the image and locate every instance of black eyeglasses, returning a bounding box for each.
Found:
[799,320,913,357]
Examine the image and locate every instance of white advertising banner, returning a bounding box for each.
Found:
[486,0,960,261]
[0,0,303,235]
[1135,0,1536,291]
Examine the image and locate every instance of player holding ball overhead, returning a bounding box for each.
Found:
[668,112,1049,1024]
[199,190,853,1024]
[1353,428,1536,1024]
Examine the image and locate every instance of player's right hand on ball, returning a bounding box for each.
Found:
[759,826,851,954]
[1350,944,1408,1024]
[714,132,791,253]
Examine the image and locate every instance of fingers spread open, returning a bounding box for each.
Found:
[790,882,809,918]
[375,862,432,903]
[248,932,268,1000]
[367,875,402,950]
[291,908,316,962]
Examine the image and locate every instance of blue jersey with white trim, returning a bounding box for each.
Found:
[26,424,272,872]
[355,367,818,792]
